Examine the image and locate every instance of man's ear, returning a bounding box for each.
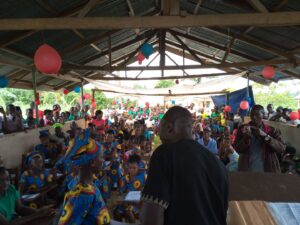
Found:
[166,122,174,134]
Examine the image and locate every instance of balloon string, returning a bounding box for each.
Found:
[41,31,46,44]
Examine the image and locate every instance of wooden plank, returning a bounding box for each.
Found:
[62,59,294,71]
[1,12,300,30]
[91,72,233,80]
[229,172,300,202]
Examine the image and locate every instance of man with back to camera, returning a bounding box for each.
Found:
[140,106,228,225]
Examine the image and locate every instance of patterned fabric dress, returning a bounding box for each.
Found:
[58,183,110,225]
[115,172,146,216]
[19,169,53,194]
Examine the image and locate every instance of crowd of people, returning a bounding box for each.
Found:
[0,99,299,224]
[266,103,300,125]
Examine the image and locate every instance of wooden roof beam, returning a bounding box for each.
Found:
[161,0,180,16]
[271,0,290,11]
[0,0,90,47]
[90,73,231,81]
[62,59,295,71]
[76,29,157,65]
[78,0,102,17]
[168,29,204,64]
[1,12,300,30]
[247,0,269,13]
[206,27,294,60]
[170,29,257,61]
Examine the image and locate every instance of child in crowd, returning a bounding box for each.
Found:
[19,152,55,195]
[103,130,123,190]
[35,131,58,161]
[114,154,147,222]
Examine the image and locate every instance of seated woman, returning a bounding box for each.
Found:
[19,152,55,195]
[0,167,54,225]
[114,154,147,223]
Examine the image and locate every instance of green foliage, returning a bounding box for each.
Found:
[154,80,175,88]
[0,88,113,114]
[253,83,298,110]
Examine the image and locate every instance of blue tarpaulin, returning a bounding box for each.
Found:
[211,86,255,114]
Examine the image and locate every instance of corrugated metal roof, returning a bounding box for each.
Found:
[0,0,298,91]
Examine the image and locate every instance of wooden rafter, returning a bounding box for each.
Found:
[119,30,158,68]
[169,30,204,64]
[159,30,166,74]
[61,59,296,71]
[161,0,180,16]
[208,27,293,60]
[221,34,237,63]
[271,0,289,11]
[71,30,102,53]
[35,0,57,14]
[0,0,89,48]
[78,0,101,17]
[89,72,230,81]
[1,12,300,30]
[77,29,157,64]
[136,52,160,78]
[187,0,203,33]
[170,29,257,61]
[247,0,268,13]
[165,53,190,76]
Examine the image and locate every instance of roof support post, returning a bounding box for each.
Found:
[81,79,85,108]
[108,34,112,72]
[159,29,166,77]
[32,69,39,124]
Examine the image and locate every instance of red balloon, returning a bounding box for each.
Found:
[175,79,179,84]
[91,102,97,108]
[262,66,275,79]
[240,101,249,110]
[290,112,299,121]
[137,51,145,64]
[63,89,69,95]
[34,44,62,74]
[84,93,91,100]
[224,105,231,112]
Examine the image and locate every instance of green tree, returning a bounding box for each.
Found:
[155,80,175,88]
[253,83,297,110]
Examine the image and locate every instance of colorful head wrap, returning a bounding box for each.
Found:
[66,129,101,167]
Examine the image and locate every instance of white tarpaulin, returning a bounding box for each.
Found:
[85,71,247,97]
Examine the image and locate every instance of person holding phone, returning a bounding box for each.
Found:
[235,105,285,173]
